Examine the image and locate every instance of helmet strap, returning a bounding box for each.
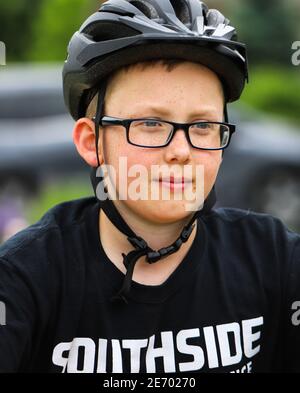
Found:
[224,104,229,123]
[94,80,108,167]
[91,166,217,304]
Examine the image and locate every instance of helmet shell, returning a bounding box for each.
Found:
[63,0,248,120]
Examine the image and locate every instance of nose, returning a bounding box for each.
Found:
[163,129,192,164]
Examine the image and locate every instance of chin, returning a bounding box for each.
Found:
[129,199,196,225]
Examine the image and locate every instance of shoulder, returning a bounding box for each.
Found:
[0,196,99,265]
[206,206,278,224]
[204,206,298,235]
[202,206,300,264]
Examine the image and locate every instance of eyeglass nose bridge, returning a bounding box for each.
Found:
[165,121,193,147]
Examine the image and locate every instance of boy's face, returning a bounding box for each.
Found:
[74,61,224,224]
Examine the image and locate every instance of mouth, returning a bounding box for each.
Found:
[155,176,193,191]
[159,176,193,183]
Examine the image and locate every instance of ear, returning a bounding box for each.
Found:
[73,118,104,167]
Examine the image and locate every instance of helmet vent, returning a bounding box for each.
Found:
[169,0,191,25]
[83,22,139,42]
[129,0,159,19]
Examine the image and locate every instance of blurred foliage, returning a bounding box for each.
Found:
[240,67,300,125]
[1,0,299,124]
[2,0,298,64]
[28,0,99,61]
[227,0,298,65]
[0,0,101,61]
[25,178,92,224]
[0,0,42,61]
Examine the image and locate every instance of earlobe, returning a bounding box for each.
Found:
[73,118,103,167]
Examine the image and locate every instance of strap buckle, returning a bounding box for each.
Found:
[128,236,148,250]
[181,224,195,241]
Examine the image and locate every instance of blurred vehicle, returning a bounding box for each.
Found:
[0,64,88,199]
[0,65,299,236]
[216,108,300,232]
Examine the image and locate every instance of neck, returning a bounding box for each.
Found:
[98,201,198,285]
[111,199,196,249]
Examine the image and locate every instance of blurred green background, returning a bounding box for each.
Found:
[0,0,300,239]
[1,0,299,121]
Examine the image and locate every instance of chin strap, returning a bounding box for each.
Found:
[91,166,216,304]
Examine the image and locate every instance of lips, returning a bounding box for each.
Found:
[159,176,192,184]
[155,176,193,192]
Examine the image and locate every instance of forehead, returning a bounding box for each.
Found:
[107,61,223,96]
[104,61,224,118]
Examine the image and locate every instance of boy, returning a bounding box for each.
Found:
[0,0,299,373]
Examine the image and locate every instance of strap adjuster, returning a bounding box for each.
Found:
[147,251,161,263]
[128,236,148,250]
[181,224,194,241]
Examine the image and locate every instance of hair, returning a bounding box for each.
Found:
[85,59,189,119]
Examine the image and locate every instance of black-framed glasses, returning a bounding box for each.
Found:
[94,116,236,150]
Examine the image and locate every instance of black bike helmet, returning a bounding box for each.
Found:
[63,0,249,303]
[63,0,248,120]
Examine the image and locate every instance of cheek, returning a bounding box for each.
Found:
[116,142,159,173]
[102,131,126,166]
[103,133,158,188]
[128,149,158,169]
[194,151,222,192]
[125,149,160,195]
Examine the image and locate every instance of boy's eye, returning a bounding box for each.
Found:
[132,120,166,130]
[142,120,163,127]
[192,122,212,129]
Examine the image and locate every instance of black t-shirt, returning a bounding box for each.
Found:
[0,197,299,373]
